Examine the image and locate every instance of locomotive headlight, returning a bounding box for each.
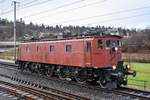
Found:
[112,65,116,70]
[127,64,130,69]
[115,47,118,51]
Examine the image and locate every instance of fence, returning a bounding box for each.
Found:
[123,53,150,63]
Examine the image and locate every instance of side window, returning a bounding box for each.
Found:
[37,46,39,52]
[37,46,41,52]
[26,46,29,52]
[66,45,72,52]
[86,42,91,52]
[106,40,110,49]
[49,45,55,52]
[98,39,103,49]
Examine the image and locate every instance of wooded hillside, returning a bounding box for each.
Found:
[0,18,150,53]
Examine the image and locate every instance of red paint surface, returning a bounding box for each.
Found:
[18,35,122,68]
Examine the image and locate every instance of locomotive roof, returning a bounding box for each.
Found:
[99,35,122,38]
[21,35,122,44]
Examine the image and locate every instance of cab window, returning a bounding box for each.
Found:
[98,39,103,49]
[117,40,122,47]
[106,40,110,49]
[112,40,117,48]
[112,40,122,47]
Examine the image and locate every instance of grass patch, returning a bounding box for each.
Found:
[127,62,150,90]
[129,63,150,72]
[0,50,15,60]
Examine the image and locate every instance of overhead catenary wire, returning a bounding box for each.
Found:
[37,5,150,25]
[81,13,150,26]
[19,0,53,10]
[1,0,104,17]
[22,0,87,18]
[0,0,12,15]
[44,12,149,26]
[23,0,107,19]
[0,0,4,3]
[0,0,27,15]
[0,0,52,15]
[21,0,28,3]
[21,0,40,7]
[0,0,149,28]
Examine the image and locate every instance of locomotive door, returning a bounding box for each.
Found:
[44,45,48,62]
[85,41,92,67]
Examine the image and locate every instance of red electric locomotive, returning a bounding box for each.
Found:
[16,35,136,88]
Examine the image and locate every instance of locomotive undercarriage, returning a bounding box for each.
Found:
[17,60,135,89]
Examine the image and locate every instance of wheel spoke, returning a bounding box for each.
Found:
[46,69,53,77]
[98,76,107,88]
[75,76,86,84]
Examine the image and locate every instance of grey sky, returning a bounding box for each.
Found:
[0,0,150,29]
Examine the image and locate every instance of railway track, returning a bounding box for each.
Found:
[0,79,89,100]
[0,61,150,100]
[114,87,150,100]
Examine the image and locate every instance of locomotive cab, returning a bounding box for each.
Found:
[92,35,122,69]
[93,35,136,88]
[104,36,122,69]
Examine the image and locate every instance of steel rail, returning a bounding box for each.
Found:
[0,82,45,100]
[113,87,150,100]
[0,80,89,100]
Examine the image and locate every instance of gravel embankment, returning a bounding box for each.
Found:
[0,65,137,100]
